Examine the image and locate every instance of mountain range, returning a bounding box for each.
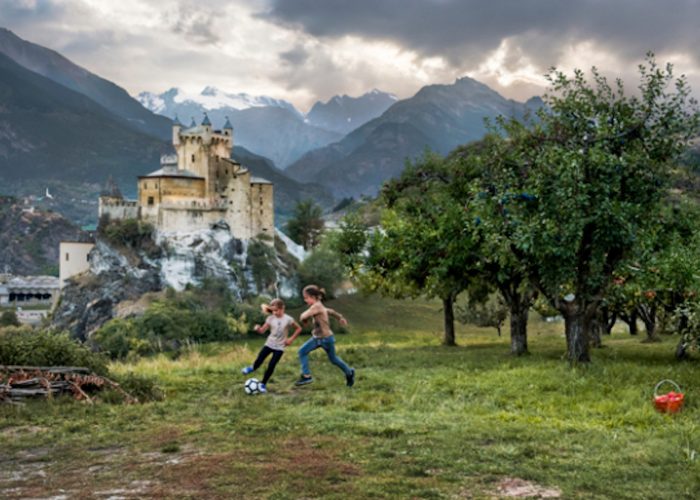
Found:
[0,26,551,222]
[0,28,336,223]
[137,87,397,167]
[285,78,544,198]
[0,27,171,140]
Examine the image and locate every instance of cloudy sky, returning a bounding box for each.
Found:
[2,0,700,111]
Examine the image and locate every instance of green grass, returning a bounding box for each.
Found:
[1,295,699,499]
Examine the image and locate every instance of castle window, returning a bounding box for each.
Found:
[191,154,195,163]
[144,182,148,189]
[65,253,69,262]
[148,197,154,206]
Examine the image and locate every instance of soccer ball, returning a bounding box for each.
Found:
[244,378,262,395]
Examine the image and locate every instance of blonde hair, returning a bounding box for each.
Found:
[261,298,285,314]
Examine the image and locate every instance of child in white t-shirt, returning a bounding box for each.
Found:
[241,298,301,393]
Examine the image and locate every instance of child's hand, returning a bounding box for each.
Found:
[253,324,262,333]
[340,318,348,326]
[284,339,293,346]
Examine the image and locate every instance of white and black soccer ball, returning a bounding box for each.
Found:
[244,378,262,395]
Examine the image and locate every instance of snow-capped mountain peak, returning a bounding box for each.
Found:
[137,87,299,114]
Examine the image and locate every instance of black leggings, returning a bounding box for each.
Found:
[253,346,284,384]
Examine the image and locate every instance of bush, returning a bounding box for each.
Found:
[92,286,251,359]
[0,327,108,375]
[0,310,20,328]
[99,218,161,257]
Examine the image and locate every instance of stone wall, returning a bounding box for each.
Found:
[98,198,139,221]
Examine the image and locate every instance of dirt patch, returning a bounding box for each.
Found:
[264,437,360,480]
[495,477,561,498]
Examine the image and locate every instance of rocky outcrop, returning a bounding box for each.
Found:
[51,226,299,340]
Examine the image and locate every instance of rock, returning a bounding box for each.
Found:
[51,228,298,340]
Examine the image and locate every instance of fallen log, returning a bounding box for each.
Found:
[0,366,136,404]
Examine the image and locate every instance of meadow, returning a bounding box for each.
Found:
[1,294,699,499]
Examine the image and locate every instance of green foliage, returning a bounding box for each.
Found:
[0,310,20,328]
[99,218,161,257]
[285,200,324,250]
[246,239,277,293]
[297,240,346,299]
[0,327,108,375]
[328,212,368,272]
[474,55,700,362]
[92,281,250,359]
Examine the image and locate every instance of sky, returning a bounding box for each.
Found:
[2,0,700,112]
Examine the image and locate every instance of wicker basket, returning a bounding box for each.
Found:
[653,379,685,414]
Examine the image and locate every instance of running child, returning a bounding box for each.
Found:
[293,285,355,387]
[241,298,301,393]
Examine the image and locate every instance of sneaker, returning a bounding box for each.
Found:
[346,368,355,387]
[259,383,267,394]
[294,375,313,386]
[241,366,254,375]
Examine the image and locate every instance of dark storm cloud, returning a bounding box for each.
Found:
[261,0,700,67]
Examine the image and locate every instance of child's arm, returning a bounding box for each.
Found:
[299,303,322,324]
[285,320,303,346]
[326,308,348,326]
[253,321,271,335]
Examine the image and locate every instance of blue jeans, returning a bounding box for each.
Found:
[298,336,352,377]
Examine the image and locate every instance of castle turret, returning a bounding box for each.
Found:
[201,113,212,145]
[172,115,182,146]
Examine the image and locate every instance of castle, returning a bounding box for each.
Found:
[99,115,274,239]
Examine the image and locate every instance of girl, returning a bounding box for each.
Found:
[292,285,355,387]
[241,298,301,393]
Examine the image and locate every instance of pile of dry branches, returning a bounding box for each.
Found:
[0,365,136,404]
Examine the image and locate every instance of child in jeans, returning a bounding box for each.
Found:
[292,285,355,387]
[241,298,301,393]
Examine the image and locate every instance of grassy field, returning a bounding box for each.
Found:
[1,294,699,499]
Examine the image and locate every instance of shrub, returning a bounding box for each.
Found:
[92,288,251,359]
[0,310,20,328]
[0,327,108,375]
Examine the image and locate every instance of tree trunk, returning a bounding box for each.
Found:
[628,310,639,336]
[589,314,602,348]
[601,305,616,335]
[562,304,591,363]
[675,313,689,360]
[509,299,529,356]
[639,303,659,343]
[442,295,456,346]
